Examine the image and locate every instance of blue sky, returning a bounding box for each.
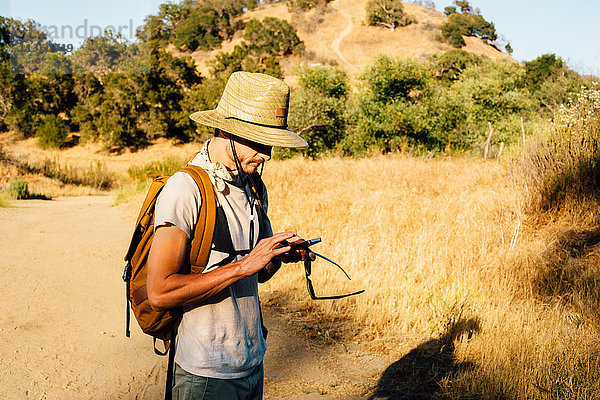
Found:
[3,0,600,76]
[4,0,162,45]
[433,0,600,76]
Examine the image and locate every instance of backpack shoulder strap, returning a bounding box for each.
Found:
[124,175,170,262]
[181,165,217,274]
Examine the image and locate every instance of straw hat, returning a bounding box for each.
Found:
[190,71,308,148]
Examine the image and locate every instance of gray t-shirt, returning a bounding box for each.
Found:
[154,141,271,379]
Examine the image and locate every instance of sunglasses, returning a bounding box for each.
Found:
[300,240,365,300]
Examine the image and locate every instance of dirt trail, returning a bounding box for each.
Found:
[0,196,390,399]
[329,0,359,72]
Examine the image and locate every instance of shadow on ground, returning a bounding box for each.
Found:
[368,317,480,400]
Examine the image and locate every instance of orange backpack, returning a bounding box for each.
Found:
[122,165,217,350]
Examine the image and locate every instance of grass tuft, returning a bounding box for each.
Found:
[33,158,117,190]
[113,157,188,205]
[0,193,9,207]
[112,180,151,206]
[6,179,51,200]
[127,157,187,182]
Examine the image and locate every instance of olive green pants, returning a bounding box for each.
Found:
[170,363,264,400]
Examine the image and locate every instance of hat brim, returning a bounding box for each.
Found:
[190,110,308,148]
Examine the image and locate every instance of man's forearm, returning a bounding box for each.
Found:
[148,259,247,311]
[147,226,296,311]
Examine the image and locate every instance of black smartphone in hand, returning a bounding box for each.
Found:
[282,238,321,250]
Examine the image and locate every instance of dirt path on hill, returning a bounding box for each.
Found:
[0,196,391,399]
[329,0,359,72]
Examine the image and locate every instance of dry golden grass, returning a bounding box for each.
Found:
[262,155,520,340]
[259,154,600,399]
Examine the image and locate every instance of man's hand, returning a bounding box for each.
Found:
[274,237,317,264]
[239,231,299,277]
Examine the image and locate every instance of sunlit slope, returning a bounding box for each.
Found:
[180,0,514,78]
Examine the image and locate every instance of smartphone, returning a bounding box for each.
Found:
[282,237,321,250]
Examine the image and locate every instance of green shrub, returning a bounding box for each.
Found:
[525,54,565,89]
[8,179,30,199]
[36,114,69,149]
[7,179,50,200]
[281,65,349,158]
[524,54,586,113]
[340,91,433,155]
[339,56,433,155]
[431,50,482,83]
[425,87,476,149]
[243,18,304,57]
[451,59,536,122]
[434,59,537,149]
[361,55,429,103]
[286,87,348,157]
[296,64,349,98]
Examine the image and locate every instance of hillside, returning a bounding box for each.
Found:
[176,0,514,81]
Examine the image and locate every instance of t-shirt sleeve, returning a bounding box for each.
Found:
[154,171,202,238]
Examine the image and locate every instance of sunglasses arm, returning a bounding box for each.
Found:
[303,258,365,300]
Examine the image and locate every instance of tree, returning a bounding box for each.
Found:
[137,2,189,43]
[70,33,201,149]
[211,17,303,79]
[366,0,414,31]
[525,53,565,89]
[243,18,303,58]
[438,1,497,48]
[432,49,482,83]
[210,42,284,79]
[36,114,69,148]
[138,0,248,52]
[524,54,584,112]
[361,55,429,103]
[71,34,129,75]
[454,0,472,14]
[444,6,457,15]
[172,5,223,51]
[340,56,433,154]
[287,0,332,12]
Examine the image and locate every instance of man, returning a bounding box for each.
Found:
[146,71,310,399]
